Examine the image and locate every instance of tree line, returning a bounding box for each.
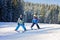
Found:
[0,0,60,24]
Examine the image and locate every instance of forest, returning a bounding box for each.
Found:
[0,0,24,22]
[0,0,60,24]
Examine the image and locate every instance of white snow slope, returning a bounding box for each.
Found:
[0,22,60,40]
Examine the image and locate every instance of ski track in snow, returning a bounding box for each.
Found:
[0,22,60,40]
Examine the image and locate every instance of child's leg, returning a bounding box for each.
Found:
[15,23,20,31]
[31,23,35,29]
[22,24,26,31]
[36,23,40,29]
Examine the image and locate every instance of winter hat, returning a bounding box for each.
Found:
[33,15,37,17]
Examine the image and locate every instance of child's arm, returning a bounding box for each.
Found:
[17,18,19,23]
[32,19,34,23]
[23,19,24,25]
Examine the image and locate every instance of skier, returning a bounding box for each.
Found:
[31,15,40,30]
[15,15,26,32]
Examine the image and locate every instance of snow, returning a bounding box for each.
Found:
[0,22,60,40]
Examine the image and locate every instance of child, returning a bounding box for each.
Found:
[15,15,26,31]
[31,15,40,30]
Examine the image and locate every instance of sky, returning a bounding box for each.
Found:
[24,0,60,5]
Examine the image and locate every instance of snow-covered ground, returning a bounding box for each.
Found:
[0,22,60,40]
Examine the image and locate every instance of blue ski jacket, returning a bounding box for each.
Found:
[32,18,38,24]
